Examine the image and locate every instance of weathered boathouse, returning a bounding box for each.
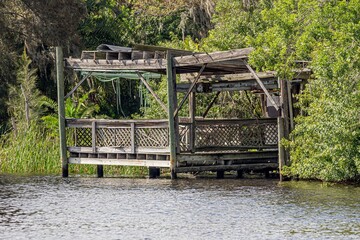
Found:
[56,45,310,179]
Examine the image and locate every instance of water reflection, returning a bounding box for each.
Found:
[0,175,359,239]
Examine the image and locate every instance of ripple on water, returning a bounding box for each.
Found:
[0,175,359,240]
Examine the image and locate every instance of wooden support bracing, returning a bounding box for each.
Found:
[174,64,207,117]
[136,71,168,113]
[56,47,68,177]
[65,72,93,99]
[243,60,279,111]
[202,92,220,118]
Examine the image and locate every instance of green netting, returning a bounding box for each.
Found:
[79,71,161,116]
[80,71,162,82]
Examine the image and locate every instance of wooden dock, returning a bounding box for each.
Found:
[57,44,310,179]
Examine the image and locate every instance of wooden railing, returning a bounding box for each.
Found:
[66,119,169,154]
[66,118,278,155]
[179,118,278,152]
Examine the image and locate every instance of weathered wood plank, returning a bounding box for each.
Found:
[180,71,276,82]
[195,146,277,152]
[178,158,278,166]
[243,60,280,111]
[131,123,135,154]
[189,92,196,153]
[137,72,168,113]
[66,118,169,128]
[167,51,178,179]
[56,47,68,178]
[278,117,285,181]
[68,158,170,167]
[174,64,207,117]
[173,48,253,67]
[92,121,96,153]
[68,146,170,154]
[195,118,277,125]
[66,58,167,71]
[175,163,278,173]
[177,151,278,162]
[176,79,278,93]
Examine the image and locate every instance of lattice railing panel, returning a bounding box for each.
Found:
[135,128,169,147]
[96,128,131,147]
[179,125,190,151]
[195,122,278,149]
[75,128,92,147]
[263,124,278,145]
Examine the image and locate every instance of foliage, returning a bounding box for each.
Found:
[201,0,360,181]
[249,0,360,181]
[7,49,43,129]
[284,73,360,181]
[65,90,100,118]
[0,125,61,174]
[1,0,360,181]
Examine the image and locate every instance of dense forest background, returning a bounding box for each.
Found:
[0,0,359,182]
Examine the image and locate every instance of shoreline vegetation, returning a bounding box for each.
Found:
[0,0,359,182]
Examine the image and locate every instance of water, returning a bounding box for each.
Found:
[0,175,359,240]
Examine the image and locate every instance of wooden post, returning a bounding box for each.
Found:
[149,167,160,178]
[56,47,68,177]
[97,165,104,178]
[287,81,294,131]
[92,121,97,153]
[189,92,196,153]
[92,120,103,178]
[166,51,177,179]
[278,117,285,181]
[280,79,290,166]
[236,170,243,179]
[216,170,225,179]
[131,123,135,154]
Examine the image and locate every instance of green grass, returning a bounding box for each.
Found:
[0,126,148,177]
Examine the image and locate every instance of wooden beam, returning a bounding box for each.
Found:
[180,71,276,82]
[278,117,285,181]
[56,47,68,178]
[173,48,253,67]
[176,79,279,93]
[189,92,196,153]
[243,60,279,111]
[68,158,170,167]
[66,118,169,128]
[66,58,167,71]
[177,151,278,162]
[136,71,168,113]
[174,64,206,117]
[68,146,170,154]
[175,163,278,173]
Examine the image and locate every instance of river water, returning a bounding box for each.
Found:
[0,175,359,240]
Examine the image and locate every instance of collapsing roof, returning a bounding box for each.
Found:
[66,44,310,81]
[67,44,255,75]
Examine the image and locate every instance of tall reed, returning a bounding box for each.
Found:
[0,125,148,176]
